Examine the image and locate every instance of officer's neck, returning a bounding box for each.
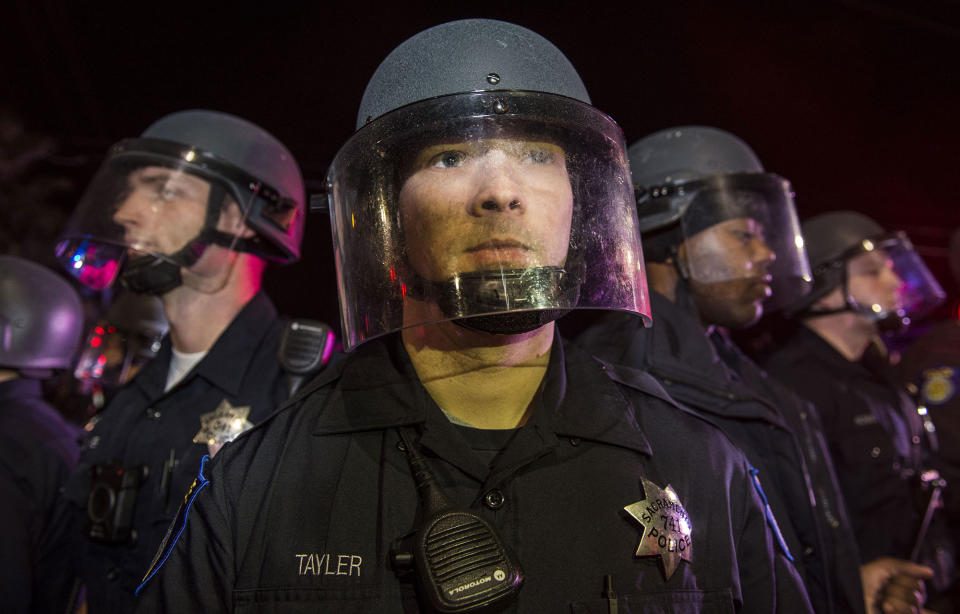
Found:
[803,313,874,362]
[161,255,262,354]
[402,320,553,430]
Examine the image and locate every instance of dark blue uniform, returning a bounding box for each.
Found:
[63,292,289,613]
[135,333,781,613]
[0,377,83,614]
[765,326,927,564]
[575,292,863,614]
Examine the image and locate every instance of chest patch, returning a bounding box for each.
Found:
[624,477,693,581]
[922,367,957,405]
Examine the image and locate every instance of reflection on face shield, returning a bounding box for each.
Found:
[847,249,905,317]
[399,139,577,335]
[111,167,211,256]
[682,218,778,329]
[683,218,776,287]
[399,139,573,282]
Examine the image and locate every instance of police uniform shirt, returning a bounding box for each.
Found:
[765,326,925,562]
[64,291,289,614]
[576,291,862,614]
[135,332,780,613]
[0,377,83,614]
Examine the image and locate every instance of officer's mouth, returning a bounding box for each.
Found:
[747,274,773,300]
[465,239,534,267]
[465,239,532,253]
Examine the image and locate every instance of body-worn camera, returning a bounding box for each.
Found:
[85,461,148,544]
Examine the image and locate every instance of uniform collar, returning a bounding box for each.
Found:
[311,330,652,457]
[131,291,278,400]
[643,291,736,385]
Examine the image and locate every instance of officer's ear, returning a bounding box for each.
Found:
[813,285,845,311]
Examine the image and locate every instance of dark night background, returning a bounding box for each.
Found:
[2,0,958,334]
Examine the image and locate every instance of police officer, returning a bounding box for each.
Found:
[55,110,310,613]
[765,211,952,609]
[135,19,783,612]
[575,126,888,613]
[895,227,960,606]
[0,255,84,613]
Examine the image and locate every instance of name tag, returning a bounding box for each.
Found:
[295,553,363,577]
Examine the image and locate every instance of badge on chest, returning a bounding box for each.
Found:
[193,398,253,457]
[624,477,693,581]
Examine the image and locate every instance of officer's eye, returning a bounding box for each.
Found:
[730,230,756,244]
[524,148,555,164]
[430,151,467,169]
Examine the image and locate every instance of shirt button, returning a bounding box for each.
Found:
[146,408,162,420]
[569,437,581,447]
[484,489,505,510]
[871,447,881,458]
[106,567,119,582]
[911,435,921,445]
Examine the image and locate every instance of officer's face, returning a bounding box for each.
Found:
[112,166,210,256]
[682,217,776,329]
[847,248,903,314]
[398,139,574,281]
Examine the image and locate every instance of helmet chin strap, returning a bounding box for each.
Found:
[119,183,256,295]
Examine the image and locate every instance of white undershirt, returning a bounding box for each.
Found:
[165,348,207,392]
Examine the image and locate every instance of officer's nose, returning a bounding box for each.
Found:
[750,238,776,273]
[112,190,151,231]
[469,150,525,216]
[881,261,903,292]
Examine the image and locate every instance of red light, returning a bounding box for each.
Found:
[90,337,102,348]
[107,326,116,333]
[389,267,396,282]
[97,354,107,366]
[95,326,105,335]
[400,282,407,297]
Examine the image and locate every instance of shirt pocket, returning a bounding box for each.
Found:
[570,588,735,613]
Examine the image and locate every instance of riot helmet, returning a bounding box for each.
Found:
[789,211,944,332]
[74,291,168,391]
[56,110,305,295]
[0,256,83,378]
[631,126,811,315]
[327,19,649,350]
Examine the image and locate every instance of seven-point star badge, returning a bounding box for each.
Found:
[624,477,693,581]
[193,399,253,448]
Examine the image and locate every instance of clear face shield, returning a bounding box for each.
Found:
[843,233,945,329]
[662,173,812,313]
[327,91,650,350]
[55,139,274,294]
[74,320,166,391]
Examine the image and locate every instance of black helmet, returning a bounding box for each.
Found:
[56,110,305,294]
[630,126,811,312]
[326,19,649,349]
[789,211,944,331]
[0,256,83,377]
